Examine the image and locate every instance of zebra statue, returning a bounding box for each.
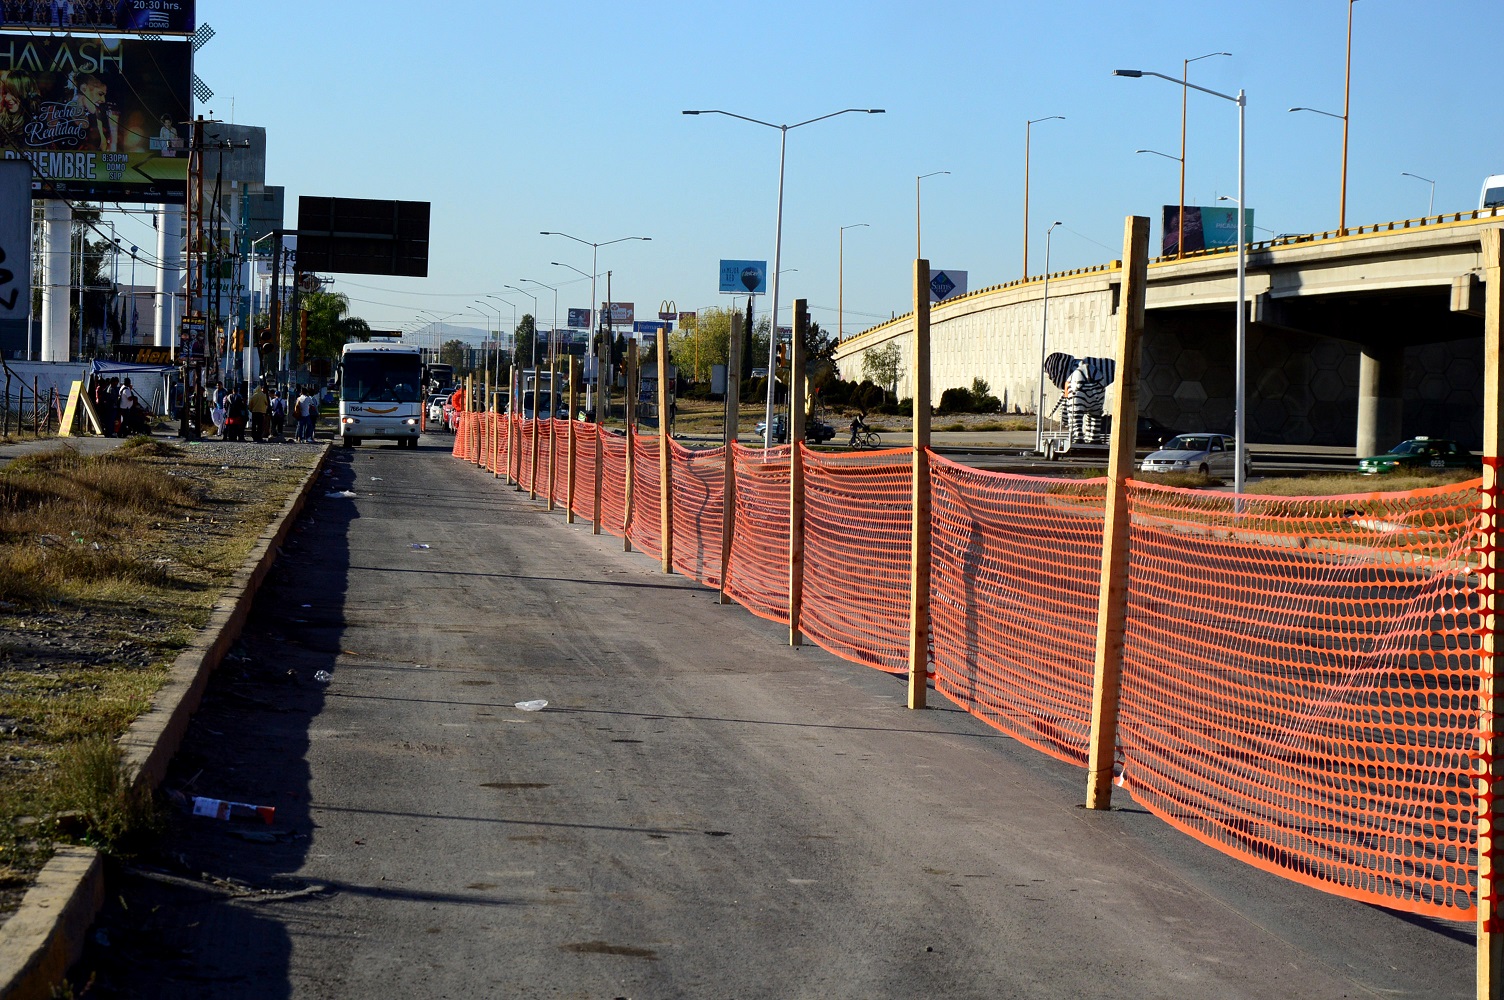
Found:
[1044,353,1116,445]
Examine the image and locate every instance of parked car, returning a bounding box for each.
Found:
[755,413,836,444]
[1100,413,1180,447]
[427,395,448,428]
[1139,433,1250,478]
[1357,437,1477,475]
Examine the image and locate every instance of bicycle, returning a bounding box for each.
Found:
[850,427,881,449]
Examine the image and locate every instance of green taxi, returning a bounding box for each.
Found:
[1357,437,1478,475]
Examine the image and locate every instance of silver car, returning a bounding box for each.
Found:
[1139,433,1251,478]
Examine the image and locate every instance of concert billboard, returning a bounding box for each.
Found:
[0,35,191,203]
[3,2,197,36]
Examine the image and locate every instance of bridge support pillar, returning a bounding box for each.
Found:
[1355,340,1403,458]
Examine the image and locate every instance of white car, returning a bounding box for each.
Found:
[1139,433,1251,478]
[427,395,448,428]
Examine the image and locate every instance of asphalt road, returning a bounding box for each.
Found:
[75,431,1474,999]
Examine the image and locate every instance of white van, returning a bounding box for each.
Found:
[1481,175,1504,210]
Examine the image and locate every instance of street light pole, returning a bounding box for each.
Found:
[541,233,651,412]
[1023,115,1064,277]
[1179,52,1233,259]
[1400,172,1436,216]
[683,107,885,453]
[839,223,868,343]
[1340,0,1358,236]
[1036,221,1062,454]
[1116,68,1247,494]
[916,173,948,259]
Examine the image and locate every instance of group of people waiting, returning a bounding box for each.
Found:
[208,381,321,443]
[90,375,149,437]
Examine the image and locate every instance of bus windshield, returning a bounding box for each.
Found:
[343,353,423,403]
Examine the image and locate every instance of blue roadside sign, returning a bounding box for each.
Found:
[719,259,767,294]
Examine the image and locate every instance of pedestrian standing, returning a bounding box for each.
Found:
[269,390,287,440]
[294,387,316,442]
[248,382,270,442]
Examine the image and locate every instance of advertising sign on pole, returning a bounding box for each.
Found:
[296,197,430,277]
[658,299,677,321]
[178,314,206,358]
[0,36,192,203]
[928,269,968,303]
[719,259,767,295]
[677,311,696,323]
[602,302,634,325]
[1161,205,1256,256]
[567,307,591,329]
[0,160,29,341]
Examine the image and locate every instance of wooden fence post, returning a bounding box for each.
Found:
[623,341,637,551]
[1085,215,1151,810]
[658,329,673,573]
[567,357,578,524]
[593,322,609,535]
[548,359,560,511]
[719,313,743,605]
[789,299,808,646]
[1477,226,1504,1000]
[511,366,523,490]
[908,261,931,710]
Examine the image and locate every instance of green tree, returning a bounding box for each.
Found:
[862,341,903,403]
[513,314,537,368]
[668,308,732,382]
[280,290,370,363]
[440,339,467,370]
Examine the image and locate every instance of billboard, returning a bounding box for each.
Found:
[929,269,967,303]
[602,301,634,325]
[567,307,591,328]
[296,197,430,277]
[0,35,191,203]
[719,259,767,294]
[1161,205,1256,256]
[3,2,197,34]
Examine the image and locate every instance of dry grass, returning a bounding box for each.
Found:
[1246,468,1479,496]
[0,441,319,908]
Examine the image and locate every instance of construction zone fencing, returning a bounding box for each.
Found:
[452,409,1484,926]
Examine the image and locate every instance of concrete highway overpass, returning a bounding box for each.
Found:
[833,209,1504,455]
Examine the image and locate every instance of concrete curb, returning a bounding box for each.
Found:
[0,442,332,1000]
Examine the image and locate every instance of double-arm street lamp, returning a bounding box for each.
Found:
[520,278,562,351]
[683,107,885,452]
[1116,67,1248,494]
[541,232,651,399]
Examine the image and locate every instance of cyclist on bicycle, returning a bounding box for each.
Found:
[849,410,868,448]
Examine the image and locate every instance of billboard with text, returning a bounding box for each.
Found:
[0,35,191,203]
[719,259,766,294]
[3,1,197,35]
[567,307,591,329]
[1161,205,1256,256]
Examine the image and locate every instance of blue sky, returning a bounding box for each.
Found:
[108,0,1501,343]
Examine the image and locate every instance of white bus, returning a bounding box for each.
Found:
[337,342,425,448]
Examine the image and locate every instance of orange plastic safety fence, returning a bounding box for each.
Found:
[514,419,535,493]
[600,431,629,537]
[724,443,791,625]
[628,428,663,560]
[1119,479,1483,921]
[799,446,912,674]
[572,423,599,523]
[550,422,571,507]
[452,412,475,461]
[534,420,554,498]
[928,456,1106,765]
[669,440,725,589]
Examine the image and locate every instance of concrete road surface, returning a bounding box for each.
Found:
[76,433,1473,999]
